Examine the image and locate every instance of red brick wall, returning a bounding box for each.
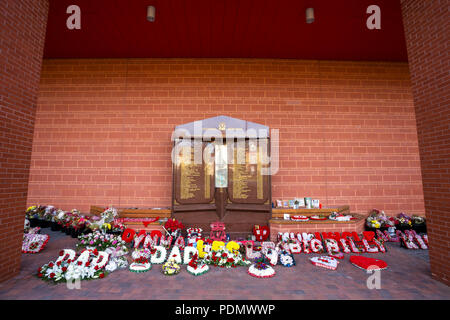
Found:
[401,0,450,285]
[29,59,425,217]
[0,0,49,281]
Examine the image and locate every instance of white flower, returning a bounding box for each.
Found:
[105,260,117,272]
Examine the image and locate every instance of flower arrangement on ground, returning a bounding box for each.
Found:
[37,249,109,283]
[129,249,152,273]
[279,251,295,267]
[396,212,412,231]
[366,209,395,230]
[109,221,125,235]
[162,258,180,275]
[411,215,426,233]
[22,233,49,253]
[164,218,185,239]
[77,230,128,253]
[186,252,209,276]
[248,256,275,278]
[203,248,250,268]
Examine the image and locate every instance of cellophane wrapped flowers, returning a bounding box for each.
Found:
[77,230,128,253]
[397,212,412,226]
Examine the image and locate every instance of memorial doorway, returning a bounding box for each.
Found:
[172,116,272,237]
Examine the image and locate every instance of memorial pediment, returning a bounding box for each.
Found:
[173,115,269,139]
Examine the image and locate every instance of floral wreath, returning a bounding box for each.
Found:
[22,234,49,254]
[248,257,275,278]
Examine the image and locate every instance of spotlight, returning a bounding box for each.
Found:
[147,6,155,22]
[306,8,314,24]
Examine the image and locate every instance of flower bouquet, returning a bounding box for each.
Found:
[329,211,353,222]
[35,205,48,227]
[365,209,391,231]
[41,206,56,228]
[108,221,125,235]
[77,230,128,252]
[396,213,412,231]
[164,218,185,240]
[204,248,250,268]
[412,215,426,233]
[26,206,39,227]
[70,216,87,238]
[50,209,64,231]
[162,258,180,276]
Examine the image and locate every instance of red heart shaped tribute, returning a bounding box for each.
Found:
[253,225,270,242]
[350,256,387,271]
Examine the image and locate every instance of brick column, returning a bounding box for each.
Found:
[401,0,449,285]
[0,0,49,282]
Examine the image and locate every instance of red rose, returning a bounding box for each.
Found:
[77,261,82,266]
[49,273,55,278]
[48,263,54,267]
[62,267,67,272]
[99,273,104,278]
[221,253,227,258]
[56,261,61,266]
[38,273,43,277]
[94,266,99,270]
[59,251,64,256]
[85,262,90,267]
[67,259,72,263]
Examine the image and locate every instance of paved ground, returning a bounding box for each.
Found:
[0,230,449,300]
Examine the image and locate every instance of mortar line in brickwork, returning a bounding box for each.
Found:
[118,59,130,207]
[319,60,329,207]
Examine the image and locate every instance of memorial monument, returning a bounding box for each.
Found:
[172,116,272,237]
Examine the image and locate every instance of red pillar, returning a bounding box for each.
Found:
[401,0,450,286]
[0,0,49,282]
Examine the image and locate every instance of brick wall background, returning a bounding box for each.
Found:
[0,0,49,281]
[28,58,425,217]
[401,0,449,285]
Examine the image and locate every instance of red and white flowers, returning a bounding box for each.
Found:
[38,249,109,283]
[248,257,276,278]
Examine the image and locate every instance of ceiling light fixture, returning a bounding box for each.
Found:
[147,6,155,22]
[306,8,314,24]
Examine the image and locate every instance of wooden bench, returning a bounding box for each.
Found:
[90,206,172,232]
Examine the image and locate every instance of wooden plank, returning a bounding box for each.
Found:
[90,206,105,216]
[90,205,171,218]
[119,213,169,219]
